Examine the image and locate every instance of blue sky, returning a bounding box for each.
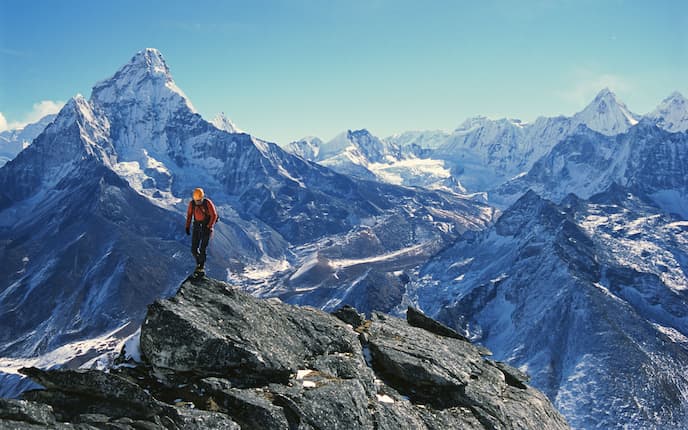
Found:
[1,0,686,144]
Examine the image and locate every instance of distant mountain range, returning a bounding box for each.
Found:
[493,121,688,211]
[288,130,467,194]
[8,88,687,204]
[287,89,688,198]
[1,48,687,429]
[0,114,58,167]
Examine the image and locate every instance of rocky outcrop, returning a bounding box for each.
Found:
[1,276,569,429]
[406,305,470,341]
[140,278,359,382]
[0,398,56,427]
[367,312,560,429]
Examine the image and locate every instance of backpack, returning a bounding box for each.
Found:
[194,198,219,224]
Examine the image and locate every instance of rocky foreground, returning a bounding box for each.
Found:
[0,277,569,429]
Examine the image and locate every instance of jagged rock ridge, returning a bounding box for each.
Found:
[0,276,569,429]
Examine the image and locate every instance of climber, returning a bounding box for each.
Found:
[185,187,218,276]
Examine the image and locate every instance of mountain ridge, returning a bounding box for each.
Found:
[0,275,570,430]
[407,185,688,429]
[285,88,686,195]
[0,48,493,399]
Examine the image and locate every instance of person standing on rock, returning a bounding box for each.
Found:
[185,188,218,276]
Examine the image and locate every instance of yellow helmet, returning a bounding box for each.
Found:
[192,188,204,201]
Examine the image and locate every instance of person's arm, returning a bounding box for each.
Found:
[185,201,193,232]
[207,199,219,229]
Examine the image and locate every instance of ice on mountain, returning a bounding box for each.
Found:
[92,48,196,113]
[121,329,142,363]
[376,394,395,404]
[0,113,58,163]
[648,91,688,132]
[0,323,134,378]
[572,88,639,136]
[653,323,688,345]
[211,112,242,133]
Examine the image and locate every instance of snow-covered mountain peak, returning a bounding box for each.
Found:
[52,95,95,128]
[648,91,688,132]
[318,130,356,159]
[315,128,387,161]
[454,115,493,133]
[0,93,114,202]
[287,136,323,160]
[573,88,639,135]
[494,189,561,236]
[116,48,171,84]
[349,128,373,139]
[595,86,615,99]
[665,90,686,101]
[90,48,195,113]
[131,48,170,75]
[327,128,375,148]
[582,88,622,114]
[48,95,111,159]
[210,112,242,133]
[346,129,402,164]
[85,48,205,173]
[453,116,526,136]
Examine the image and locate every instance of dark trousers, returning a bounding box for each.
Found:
[191,223,211,267]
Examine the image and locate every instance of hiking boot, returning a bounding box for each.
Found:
[194,263,205,276]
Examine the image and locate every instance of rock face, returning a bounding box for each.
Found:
[367,313,561,429]
[406,305,470,341]
[140,277,360,381]
[0,276,569,429]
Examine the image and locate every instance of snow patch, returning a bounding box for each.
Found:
[290,254,326,281]
[240,259,290,281]
[653,323,688,345]
[330,243,429,269]
[370,157,452,186]
[376,394,395,403]
[296,369,315,380]
[121,329,142,363]
[0,323,133,376]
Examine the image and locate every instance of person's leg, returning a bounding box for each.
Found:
[198,226,211,269]
[191,226,201,266]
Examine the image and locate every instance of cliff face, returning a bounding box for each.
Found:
[0,277,569,429]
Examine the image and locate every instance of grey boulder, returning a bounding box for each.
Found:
[1,276,568,430]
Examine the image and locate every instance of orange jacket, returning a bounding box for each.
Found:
[186,198,218,230]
